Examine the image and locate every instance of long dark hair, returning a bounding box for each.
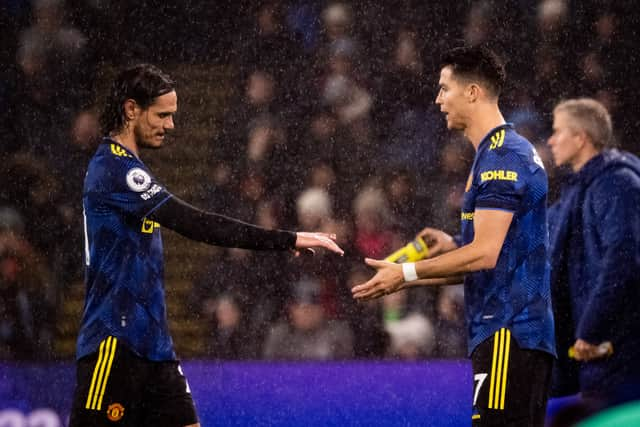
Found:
[100,64,175,135]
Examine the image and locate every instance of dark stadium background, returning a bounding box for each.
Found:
[1,1,638,426]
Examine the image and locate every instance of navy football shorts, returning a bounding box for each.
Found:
[69,336,198,427]
[471,328,552,427]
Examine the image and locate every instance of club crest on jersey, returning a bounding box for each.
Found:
[126,168,152,192]
[106,403,125,421]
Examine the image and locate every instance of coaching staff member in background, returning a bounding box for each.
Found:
[69,64,343,427]
[547,98,640,406]
[352,46,556,426]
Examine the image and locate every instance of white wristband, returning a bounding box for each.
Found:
[402,262,418,282]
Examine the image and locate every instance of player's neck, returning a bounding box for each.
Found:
[111,132,139,158]
[465,104,506,150]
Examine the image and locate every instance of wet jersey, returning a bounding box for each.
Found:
[461,124,556,357]
[77,138,175,361]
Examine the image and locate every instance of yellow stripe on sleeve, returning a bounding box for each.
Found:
[85,339,107,409]
[97,337,117,410]
[488,330,500,409]
[500,330,511,410]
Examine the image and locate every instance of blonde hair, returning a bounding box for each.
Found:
[553,98,613,150]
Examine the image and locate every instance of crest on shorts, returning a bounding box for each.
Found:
[126,168,152,192]
[106,403,125,422]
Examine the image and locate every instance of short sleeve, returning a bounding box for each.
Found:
[103,164,172,219]
[474,152,527,212]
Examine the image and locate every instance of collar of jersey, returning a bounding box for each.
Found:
[477,122,514,151]
[102,137,137,158]
[468,123,514,180]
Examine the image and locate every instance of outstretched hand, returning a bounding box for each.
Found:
[294,232,344,256]
[351,258,404,300]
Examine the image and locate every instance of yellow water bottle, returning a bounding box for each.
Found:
[385,236,429,263]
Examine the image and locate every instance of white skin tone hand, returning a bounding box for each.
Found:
[416,227,458,257]
[352,258,405,299]
[571,338,609,361]
[353,210,513,300]
[294,232,344,256]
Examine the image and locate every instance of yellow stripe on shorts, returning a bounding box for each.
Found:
[500,330,511,410]
[85,336,118,410]
[488,328,511,410]
[488,330,499,409]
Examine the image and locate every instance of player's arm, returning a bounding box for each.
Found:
[352,209,513,300]
[149,196,343,254]
[415,209,513,275]
[371,276,465,300]
[405,276,465,288]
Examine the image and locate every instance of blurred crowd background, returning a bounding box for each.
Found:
[0,0,638,361]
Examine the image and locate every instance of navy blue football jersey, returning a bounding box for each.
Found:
[77,139,175,361]
[461,124,556,357]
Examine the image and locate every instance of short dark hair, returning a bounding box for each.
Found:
[440,46,506,97]
[100,64,175,135]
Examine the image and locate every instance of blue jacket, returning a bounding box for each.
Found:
[549,149,640,398]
